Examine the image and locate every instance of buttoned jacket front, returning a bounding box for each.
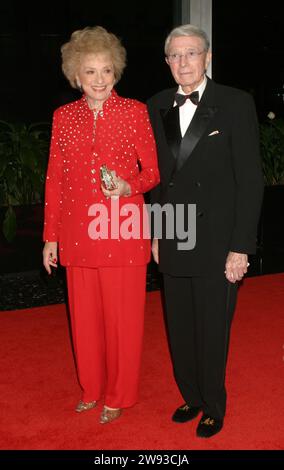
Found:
[44,90,160,267]
[147,79,264,276]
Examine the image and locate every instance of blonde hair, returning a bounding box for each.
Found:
[61,26,127,88]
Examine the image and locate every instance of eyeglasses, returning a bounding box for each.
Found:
[166,50,205,63]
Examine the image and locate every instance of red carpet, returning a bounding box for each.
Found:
[0,274,283,450]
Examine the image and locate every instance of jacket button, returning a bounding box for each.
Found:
[197,211,204,217]
[168,181,174,187]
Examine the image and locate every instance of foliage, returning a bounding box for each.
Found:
[0,121,50,241]
[260,112,284,186]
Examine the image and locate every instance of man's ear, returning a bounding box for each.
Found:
[205,50,212,71]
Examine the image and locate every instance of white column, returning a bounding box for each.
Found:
[180,0,212,77]
[181,0,191,22]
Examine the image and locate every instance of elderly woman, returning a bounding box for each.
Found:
[43,26,159,424]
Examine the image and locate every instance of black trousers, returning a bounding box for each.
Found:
[163,273,238,420]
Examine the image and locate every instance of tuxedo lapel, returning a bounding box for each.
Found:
[155,81,218,179]
[173,79,218,173]
[176,103,218,172]
[160,105,181,160]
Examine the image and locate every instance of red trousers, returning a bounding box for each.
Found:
[66,265,146,408]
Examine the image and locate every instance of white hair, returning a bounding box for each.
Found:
[164,24,210,55]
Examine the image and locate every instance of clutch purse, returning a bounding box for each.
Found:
[100,165,118,190]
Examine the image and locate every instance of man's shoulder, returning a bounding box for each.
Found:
[213,81,253,104]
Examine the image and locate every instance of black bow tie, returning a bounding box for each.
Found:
[175,91,199,107]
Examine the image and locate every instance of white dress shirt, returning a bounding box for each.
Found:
[174,77,207,137]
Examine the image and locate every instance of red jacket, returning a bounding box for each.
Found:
[43,90,160,267]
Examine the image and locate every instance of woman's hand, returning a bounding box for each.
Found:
[43,241,58,275]
[101,176,131,198]
[152,238,159,264]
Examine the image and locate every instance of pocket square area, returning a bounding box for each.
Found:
[208,130,220,136]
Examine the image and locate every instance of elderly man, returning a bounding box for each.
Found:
[147,24,263,437]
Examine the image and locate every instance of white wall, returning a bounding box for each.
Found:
[180,0,212,77]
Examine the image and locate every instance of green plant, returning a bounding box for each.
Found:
[0,120,50,241]
[260,112,284,186]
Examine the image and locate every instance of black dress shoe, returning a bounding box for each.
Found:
[196,414,223,438]
[172,403,202,423]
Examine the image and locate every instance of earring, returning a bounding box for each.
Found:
[76,82,83,93]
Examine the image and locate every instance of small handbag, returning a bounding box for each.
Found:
[100,165,118,190]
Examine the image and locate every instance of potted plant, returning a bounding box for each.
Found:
[257,112,284,273]
[260,111,284,186]
[0,120,50,242]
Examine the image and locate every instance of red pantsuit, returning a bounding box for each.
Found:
[43,90,160,409]
[67,266,146,408]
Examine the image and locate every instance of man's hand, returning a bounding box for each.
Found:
[225,251,249,283]
[152,238,159,264]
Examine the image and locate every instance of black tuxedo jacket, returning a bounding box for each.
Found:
[147,79,264,276]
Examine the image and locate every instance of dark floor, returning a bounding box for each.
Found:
[0,268,66,311]
[1,203,284,310]
[2,252,284,311]
[0,264,162,311]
